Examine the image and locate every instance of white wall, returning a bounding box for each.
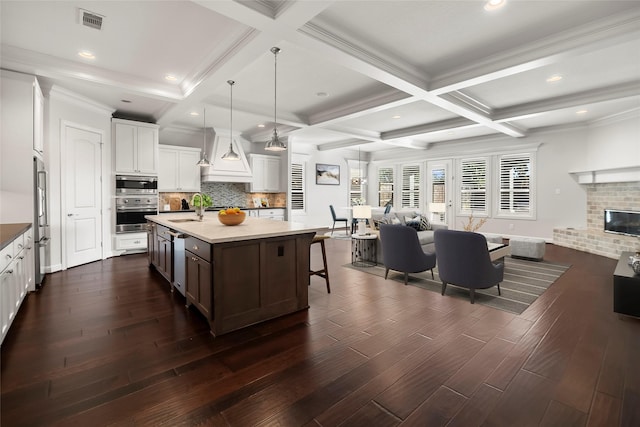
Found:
[586,110,640,170]
[0,70,36,224]
[290,144,354,229]
[47,87,113,272]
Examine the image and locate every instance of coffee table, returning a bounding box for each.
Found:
[488,242,510,262]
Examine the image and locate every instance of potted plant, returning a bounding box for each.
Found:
[190,193,212,220]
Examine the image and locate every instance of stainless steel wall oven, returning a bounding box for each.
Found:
[115,175,158,233]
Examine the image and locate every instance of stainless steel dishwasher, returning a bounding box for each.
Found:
[172,232,186,296]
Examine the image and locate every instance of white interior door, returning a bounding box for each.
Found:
[64,126,103,268]
[426,160,454,229]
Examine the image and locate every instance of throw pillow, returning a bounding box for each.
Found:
[405,219,421,231]
[419,215,431,231]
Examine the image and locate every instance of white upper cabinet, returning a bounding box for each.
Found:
[158,145,201,192]
[247,154,281,193]
[113,119,159,175]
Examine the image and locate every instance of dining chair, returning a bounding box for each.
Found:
[329,205,349,235]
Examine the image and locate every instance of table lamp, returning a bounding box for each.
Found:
[352,205,372,235]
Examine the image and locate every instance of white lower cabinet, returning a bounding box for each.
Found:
[258,208,285,221]
[1,227,34,344]
[115,233,148,252]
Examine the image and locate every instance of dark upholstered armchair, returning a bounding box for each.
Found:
[433,229,504,304]
[379,224,437,286]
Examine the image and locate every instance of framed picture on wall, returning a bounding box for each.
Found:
[316,163,340,185]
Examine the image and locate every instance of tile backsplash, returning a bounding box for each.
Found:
[159,182,286,211]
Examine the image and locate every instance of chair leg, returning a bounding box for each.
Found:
[404,272,408,286]
[320,239,330,293]
[470,289,475,304]
[497,283,501,296]
[384,268,390,279]
[431,269,434,280]
[441,281,447,295]
[331,221,335,235]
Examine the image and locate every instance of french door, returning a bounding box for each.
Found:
[426,160,454,229]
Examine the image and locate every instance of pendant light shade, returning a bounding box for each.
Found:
[221,80,240,161]
[265,47,286,151]
[196,107,211,167]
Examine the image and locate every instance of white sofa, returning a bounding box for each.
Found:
[370,208,448,263]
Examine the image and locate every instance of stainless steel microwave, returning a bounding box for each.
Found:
[116,175,158,195]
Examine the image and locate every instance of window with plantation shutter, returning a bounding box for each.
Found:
[377,166,394,207]
[497,153,534,217]
[290,162,304,211]
[459,158,488,215]
[401,164,421,208]
[349,161,364,205]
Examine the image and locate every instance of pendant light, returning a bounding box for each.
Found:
[221,80,240,161]
[196,107,211,167]
[265,46,286,151]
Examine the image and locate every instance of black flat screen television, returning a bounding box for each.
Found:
[604,209,640,237]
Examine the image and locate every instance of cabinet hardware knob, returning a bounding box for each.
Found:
[5,254,11,260]
[6,269,13,274]
[193,245,199,250]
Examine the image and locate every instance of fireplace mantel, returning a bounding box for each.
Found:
[570,166,640,184]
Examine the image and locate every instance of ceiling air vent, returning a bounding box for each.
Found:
[78,9,104,30]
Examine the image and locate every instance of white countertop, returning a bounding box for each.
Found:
[146,212,327,244]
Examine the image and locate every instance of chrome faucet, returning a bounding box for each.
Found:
[194,192,205,221]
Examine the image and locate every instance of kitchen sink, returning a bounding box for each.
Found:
[168,218,199,223]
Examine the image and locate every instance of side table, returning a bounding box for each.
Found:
[613,251,640,318]
[351,233,377,267]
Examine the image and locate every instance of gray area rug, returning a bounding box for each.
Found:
[345,257,570,314]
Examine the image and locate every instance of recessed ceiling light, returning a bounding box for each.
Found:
[392,115,401,119]
[120,99,132,103]
[316,92,329,97]
[164,74,177,82]
[78,50,95,60]
[546,74,563,83]
[258,124,265,128]
[576,109,588,115]
[484,0,506,11]
[189,111,199,116]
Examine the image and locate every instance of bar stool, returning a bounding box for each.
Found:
[309,235,331,293]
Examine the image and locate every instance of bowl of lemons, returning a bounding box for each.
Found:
[217,207,246,226]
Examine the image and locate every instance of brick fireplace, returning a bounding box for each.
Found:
[553,181,640,259]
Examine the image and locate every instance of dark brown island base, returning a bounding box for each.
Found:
[145,213,326,336]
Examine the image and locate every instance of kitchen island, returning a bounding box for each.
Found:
[145,212,326,336]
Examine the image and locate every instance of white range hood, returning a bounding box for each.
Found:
[201,133,253,183]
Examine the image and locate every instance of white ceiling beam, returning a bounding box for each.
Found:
[493,81,640,121]
[294,23,526,138]
[381,117,476,140]
[316,139,374,151]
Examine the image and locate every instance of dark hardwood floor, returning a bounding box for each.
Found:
[2,238,639,426]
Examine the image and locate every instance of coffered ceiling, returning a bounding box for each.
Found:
[2,0,639,158]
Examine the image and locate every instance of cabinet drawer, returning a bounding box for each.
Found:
[0,244,13,273]
[115,233,148,250]
[185,236,211,262]
[258,208,284,217]
[12,234,25,255]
